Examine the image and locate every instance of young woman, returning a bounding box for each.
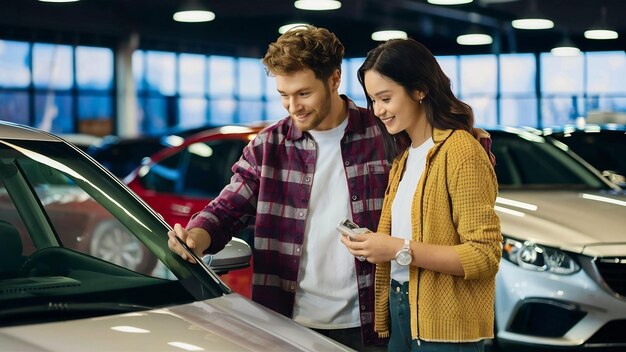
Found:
[340,38,502,352]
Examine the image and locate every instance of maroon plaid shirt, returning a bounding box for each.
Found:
[187,96,390,346]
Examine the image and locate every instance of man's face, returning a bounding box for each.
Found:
[275,68,333,132]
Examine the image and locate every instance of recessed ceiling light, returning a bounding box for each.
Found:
[371,30,408,41]
[278,23,309,34]
[294,0,341,11]
[173,10,215,23]
[584,29,619,40]
[456,33,493,45]
[427,0,472,5]
[511,18,554,30]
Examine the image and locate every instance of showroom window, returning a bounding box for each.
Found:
[540,53,585,127]
[460,54,498,127]
[0,40,30,126]
[178,53,207,130]
[500,53,537,127]
[0,40,114,135]
[3,36,626,133]
[437,55,460,96]
[237,57,265,124]
[76,46,114,135]
[585,51,626,119]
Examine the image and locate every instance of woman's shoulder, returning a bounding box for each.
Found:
[443,129,482,150]
[439,129,493,166]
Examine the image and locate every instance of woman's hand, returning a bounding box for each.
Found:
[340,232,405,264]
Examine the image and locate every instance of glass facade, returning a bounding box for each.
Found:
[1,37,625,133]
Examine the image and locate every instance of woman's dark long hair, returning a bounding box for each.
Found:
[358,38,474,161]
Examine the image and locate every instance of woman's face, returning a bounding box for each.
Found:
[363,70,423,136]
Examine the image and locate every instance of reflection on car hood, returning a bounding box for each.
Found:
[497,190,626,254]
[0,294,353,352]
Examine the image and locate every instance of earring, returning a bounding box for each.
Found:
[419,98,423,105]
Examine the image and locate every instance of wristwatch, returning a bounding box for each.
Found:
[395,239,412,266]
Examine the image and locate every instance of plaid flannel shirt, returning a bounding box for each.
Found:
[187,96,390,345]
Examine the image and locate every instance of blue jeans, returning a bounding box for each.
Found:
[388,279,484,352]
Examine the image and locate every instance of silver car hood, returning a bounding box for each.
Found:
[497,190,626,256]
[0,293,353,352]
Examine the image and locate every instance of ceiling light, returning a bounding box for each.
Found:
[550,46,580,56]
[584,29,618,40]
[38,0,79,2]
[278,23,309,34]
[371,30,408,41]
[294,0,341,11]
[511,18,554,30]
[551,37,580,56]
[551,46,580,56]
[173,1,215,23]
[511,0,554,30]
[584,6,619,40]
[427,0,473,5]
[456,33,493,45]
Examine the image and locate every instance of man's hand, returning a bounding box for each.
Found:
[167,224,212,263]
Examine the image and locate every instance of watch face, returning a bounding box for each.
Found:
[396,250,412,266]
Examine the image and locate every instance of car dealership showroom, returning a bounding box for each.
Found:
[1,1,625,351]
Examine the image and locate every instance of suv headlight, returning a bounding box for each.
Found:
[502,237,580,274]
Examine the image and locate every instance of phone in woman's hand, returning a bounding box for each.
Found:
[336,218,370,240]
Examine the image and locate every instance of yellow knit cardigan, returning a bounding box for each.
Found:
[374,128,502,342]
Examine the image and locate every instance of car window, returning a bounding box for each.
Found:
[555,132,626,176]
[491,132,609,189]
[140,139,246,198]
[0,140,224,327]
[88,137,165,178]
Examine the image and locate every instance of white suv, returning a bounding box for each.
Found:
[490,127,626,350]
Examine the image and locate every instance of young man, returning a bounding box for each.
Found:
[168,25,389,351]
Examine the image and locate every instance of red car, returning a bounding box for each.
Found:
[125,125,266,298]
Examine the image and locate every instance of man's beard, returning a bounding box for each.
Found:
[293,85,332,132]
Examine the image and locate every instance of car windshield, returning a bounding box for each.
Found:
[551,130,626,176]
[0,139,226,327]
[491,130,613,190]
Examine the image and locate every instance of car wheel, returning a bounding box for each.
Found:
[88,220,156,274]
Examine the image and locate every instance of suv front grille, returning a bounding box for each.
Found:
[594,257,626,297]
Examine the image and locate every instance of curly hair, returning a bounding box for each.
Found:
[262,25,344,81]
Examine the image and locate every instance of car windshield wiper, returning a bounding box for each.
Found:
[0,302,152,327]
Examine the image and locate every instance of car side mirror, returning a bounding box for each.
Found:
[602,170,626,187]
[203,237,252,275]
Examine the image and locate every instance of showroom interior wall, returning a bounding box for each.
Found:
[1,24,625,136]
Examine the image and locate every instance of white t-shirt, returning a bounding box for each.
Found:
[391,137,434,283]
[293,117,360,329]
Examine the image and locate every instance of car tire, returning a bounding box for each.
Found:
[88,220,157,274]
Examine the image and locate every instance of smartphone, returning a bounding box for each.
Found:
[336,217,370,239]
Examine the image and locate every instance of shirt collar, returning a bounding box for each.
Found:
[432,128,454,144]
